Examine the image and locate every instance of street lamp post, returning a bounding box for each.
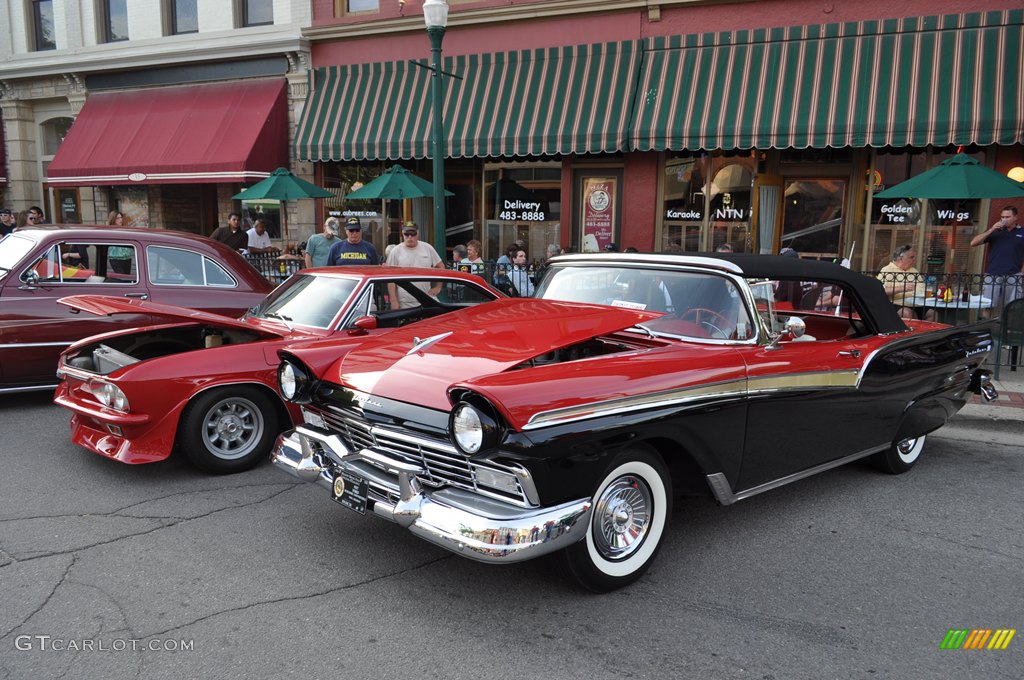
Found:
[423,0,449,258]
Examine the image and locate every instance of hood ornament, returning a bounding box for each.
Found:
[407,331,453,356]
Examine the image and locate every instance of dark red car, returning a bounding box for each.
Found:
[0,226,272,391]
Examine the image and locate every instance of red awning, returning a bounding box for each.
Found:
[47,79,288,186]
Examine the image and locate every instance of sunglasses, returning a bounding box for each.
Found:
[403,231,417,236]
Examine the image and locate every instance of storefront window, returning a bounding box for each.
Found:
[924,199,979,276]
[483,166,561,262]
[661,153,753,253]
[709,162,753,252]
[662,156,708,252]
[781,178,846,259]
[865,149,984,275]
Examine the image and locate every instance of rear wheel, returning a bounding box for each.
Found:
[564,447,672,592]
[871,434,926,475]
[179,386,279,474]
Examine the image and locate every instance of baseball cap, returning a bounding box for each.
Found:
[402,221,419,234]
[324,218,339,235]
[345,216,361,231]
[0,208,12,216]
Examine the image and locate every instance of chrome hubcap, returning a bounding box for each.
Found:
[593,475,651,560]
[897,437,920,463]
[202,397,263,460]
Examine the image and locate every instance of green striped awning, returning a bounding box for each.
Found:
[295,41,642,161]
[632,10,1024,150]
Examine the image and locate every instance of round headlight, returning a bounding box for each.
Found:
[278,361,303,401]
[452,404,484,454]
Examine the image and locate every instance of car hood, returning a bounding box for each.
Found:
[332,298,661,410]
[57,294,286,340]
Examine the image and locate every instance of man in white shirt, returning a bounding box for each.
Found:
[385,221,445,308]
[246,219,279,255]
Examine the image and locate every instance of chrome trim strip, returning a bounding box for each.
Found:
[706,444,889,505]
[368,424,460,455]
[551,253,743,274]
[0,341,75,348]
[0,383,59,394]
[523,379,749,430]
[523,369,860,430]
[747,370,860,392]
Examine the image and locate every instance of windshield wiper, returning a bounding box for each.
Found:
[633,323,658,339]
[263,312,293,331]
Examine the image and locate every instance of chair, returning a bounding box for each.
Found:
[995,298,1024,378]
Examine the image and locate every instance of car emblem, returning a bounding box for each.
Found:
[333,476,346,498]
[407,331,454,356]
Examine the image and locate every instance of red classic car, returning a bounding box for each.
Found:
[271,253,997,591]
[53,268,501,473]
[0,226,273,391]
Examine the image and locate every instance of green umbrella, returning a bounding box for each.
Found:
[874,154,1024,199]
[233,168,335,239]
[345,164,453,200]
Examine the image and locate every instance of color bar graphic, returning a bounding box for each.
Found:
[940,628,1016,650]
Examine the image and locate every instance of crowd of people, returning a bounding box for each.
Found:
[4,202,1021,312]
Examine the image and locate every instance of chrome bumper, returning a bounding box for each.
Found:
[271,426,593,564]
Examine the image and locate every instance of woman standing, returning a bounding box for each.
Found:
[107,211,134,274]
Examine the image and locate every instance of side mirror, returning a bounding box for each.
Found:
[20,269,40,288]
[784,316,807,338]
[347,315,378,335]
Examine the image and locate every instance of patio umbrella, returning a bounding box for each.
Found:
[874,154,1024,199]
[345,164,453,200]
[233,167,335,240]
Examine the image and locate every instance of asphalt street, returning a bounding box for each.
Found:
[0,391,1020,680]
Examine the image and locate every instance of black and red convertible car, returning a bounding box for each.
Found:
[270,253,997,591]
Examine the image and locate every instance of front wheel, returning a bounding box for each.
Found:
[564,447,672,592]
[179,386,279,474]
[870,434,926,475]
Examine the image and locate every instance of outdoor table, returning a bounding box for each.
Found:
[905,295,992,324]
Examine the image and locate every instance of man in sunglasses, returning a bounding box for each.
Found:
[327,216,378,266]
[385,221,445,308]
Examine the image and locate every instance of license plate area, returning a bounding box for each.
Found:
[331,469,368,515]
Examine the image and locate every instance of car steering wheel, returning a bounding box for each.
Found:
[679,308,731,339]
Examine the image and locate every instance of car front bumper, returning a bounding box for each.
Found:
[271,425,593,564]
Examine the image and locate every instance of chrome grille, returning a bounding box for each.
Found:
[304,403,529,506]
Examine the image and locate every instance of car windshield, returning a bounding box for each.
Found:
[0,233,38,276]
[535,264,755,340]
[249,274,360,329]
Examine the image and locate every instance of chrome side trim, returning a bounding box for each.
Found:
[0,341,76,348]
[0,383,59,394]
[747,370,860,392]
[523,369,861,430]
[523,379,748,430]
[706,444,889,506]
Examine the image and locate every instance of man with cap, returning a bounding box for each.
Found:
[327,216,379,266]
[385,221,445,308]
[304,217,340,268]
[0,208,14,237]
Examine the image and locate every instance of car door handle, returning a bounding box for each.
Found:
[124,293,149,300]
[838,350,862,358]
